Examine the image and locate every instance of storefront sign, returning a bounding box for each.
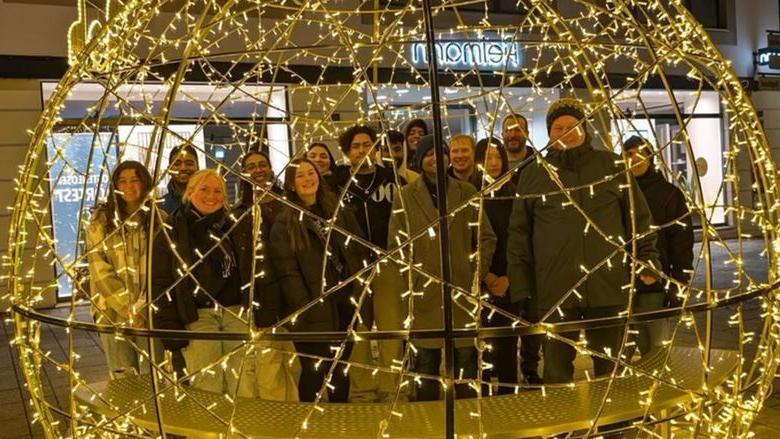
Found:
[46,133,115,298]
[757,47,780,66]
[409,40,522,70]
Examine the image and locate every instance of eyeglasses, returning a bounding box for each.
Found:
[244,162,269,172]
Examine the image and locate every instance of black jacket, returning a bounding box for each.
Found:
[635,169,694,292]
[508,146,537,186]
[160,180,184,215]
[507,143,660,310]
[484,182,516,278]
[269,205,370,332]
[151,205,279,350]
[333,165,401,249]
[230,202,285,326]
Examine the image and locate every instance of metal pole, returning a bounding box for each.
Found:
[419,2,455,437]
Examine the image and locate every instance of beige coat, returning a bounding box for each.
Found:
[86,209,152,325]
[385,176,496,348]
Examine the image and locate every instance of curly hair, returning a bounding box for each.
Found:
[338,125,377,155]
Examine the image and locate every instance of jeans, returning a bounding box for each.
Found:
[413,347,477,401]
[543,306,625,384]
[182,306,256,397]
[633,292,670,356]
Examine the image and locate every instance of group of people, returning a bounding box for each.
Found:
[85,97,694,404]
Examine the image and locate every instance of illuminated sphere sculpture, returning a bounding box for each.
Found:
[6,0,780,437]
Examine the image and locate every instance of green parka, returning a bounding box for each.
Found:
[507,143,660,311]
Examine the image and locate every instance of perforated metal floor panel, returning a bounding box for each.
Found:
[75,347,737,438]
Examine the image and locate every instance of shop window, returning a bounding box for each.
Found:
[684,0,728,30]
[41,82,291,301]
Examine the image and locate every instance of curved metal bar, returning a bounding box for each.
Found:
[12,280,776,342]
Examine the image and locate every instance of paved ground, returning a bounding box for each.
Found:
[0,238,778,438]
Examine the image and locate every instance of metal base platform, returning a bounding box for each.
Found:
[74,347,737,438]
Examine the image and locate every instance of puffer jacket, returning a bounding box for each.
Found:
[635,168,694,296]
[507,143,660,311]
[269,204,370,333]
[151,204,278,350]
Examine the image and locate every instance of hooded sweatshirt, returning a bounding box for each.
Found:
[333,165,401,249]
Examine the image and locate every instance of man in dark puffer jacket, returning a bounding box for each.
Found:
[624,135,694,355]
[507,98,660,383]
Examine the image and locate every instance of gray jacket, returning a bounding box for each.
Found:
[507,143,660,311]
[386,176,497,348]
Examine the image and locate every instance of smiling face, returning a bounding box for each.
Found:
[502,115,528,154]
[244,153,272,185]
[450,137,475,175]
[549,115,586,149]
[421,148,449,180]
[484,146,504,179]
[294,161,320,201]
[347,133,374,171]
[169,151,199,186]
[188,174,225,215]
[306,145,332,176]
[116,168,144,208]
[406,126,426,152]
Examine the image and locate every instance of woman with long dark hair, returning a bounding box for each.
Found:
[87,160,159,378]
[269,158,368,402]
[475,138,535,391]
[306,142,337,186]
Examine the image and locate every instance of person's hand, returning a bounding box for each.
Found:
[489,276,509,297]
[131,312,146,328]
[639,274,657,286]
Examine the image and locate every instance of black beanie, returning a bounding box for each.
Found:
[546,98,587,134]
[415,135,449,170]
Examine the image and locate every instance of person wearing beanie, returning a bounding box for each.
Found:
[383,134,496,401]
[506,97,661,384]
[623,135,693,356]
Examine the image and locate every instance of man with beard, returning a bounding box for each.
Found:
[334,124,404,402]
[404,119,428,170]
[500,113,543,384]
[502,114,535,185]
[161,144,199,214]
[388,135,496,400]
